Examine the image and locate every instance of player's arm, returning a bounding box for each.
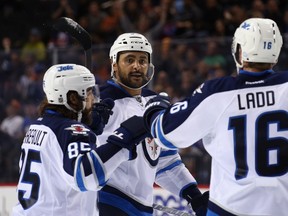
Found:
[155,150,209,216]
[62,116,148,192]
[143,84,215,149]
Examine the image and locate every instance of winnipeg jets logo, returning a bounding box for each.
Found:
[145,138,160,160]
[192,83,204,96]
[241,22,250,30]
[65,124,89,136]
[57,65,73,71]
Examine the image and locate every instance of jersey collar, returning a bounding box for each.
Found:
[239,69,275,76]
[107,80,134,97]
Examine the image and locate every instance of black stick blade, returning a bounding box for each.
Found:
[53,17,91,50]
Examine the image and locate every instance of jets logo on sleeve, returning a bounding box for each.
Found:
[145,138,161,160]
[192,83,204,96]
[65,124,90,136]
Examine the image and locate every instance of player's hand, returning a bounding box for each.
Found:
[107,116,149,151]
[90,98,114,135]
[190,191,209,216]
[181,184,209,216]
[143,92,170,131]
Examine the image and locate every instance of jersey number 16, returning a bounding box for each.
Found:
[229,110,288,180]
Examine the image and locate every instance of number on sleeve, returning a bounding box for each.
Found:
[67,142,92,159]
[170,101,188,114]
[68,142,78,158]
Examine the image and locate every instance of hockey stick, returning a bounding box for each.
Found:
[52,17,101,102]
[52,17,92,70]
[153,203,195,216]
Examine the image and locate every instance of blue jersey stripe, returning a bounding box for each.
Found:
[156,160,182,176]
[208,201,237,216]
[90,151,106,187]
[159,150,178,157]
[156,114,177,149]
[99,191,152,216]
[75,156,87,191]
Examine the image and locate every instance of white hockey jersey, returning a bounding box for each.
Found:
[12,110,130,216]
[149,70,288,216]
[96,81,197,215]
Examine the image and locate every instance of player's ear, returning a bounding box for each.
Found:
[111,62,119,80]
[112,62,118,72]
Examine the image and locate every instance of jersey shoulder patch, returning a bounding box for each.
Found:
[64,124,90,136]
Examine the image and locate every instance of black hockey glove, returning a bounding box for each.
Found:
[143,92,170,131]
[107,115,149,151]
[90,98,115,135]
[181,184,209,216]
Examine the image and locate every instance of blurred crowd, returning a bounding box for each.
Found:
[1,0,288,184]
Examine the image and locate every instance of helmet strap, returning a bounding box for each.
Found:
[64,101,86,122]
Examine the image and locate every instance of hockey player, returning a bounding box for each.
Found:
[143,18,287,215]
[12,64,148,216]
[95,33,208,216]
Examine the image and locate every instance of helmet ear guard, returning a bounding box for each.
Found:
[232,18,283,70]
[109,33,154,89]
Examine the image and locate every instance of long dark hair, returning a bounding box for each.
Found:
[244,62,273,71]
[38,98,78,120]
[38,91,92,125]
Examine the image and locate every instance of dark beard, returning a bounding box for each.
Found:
[81,108,93,125]
[118,70,148,89]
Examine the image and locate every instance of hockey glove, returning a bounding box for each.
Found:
[90,98,115,135]
[143,92,170,131]
[107,115,149,151]
[181,184,209,216]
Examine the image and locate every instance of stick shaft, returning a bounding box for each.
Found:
[53,17,92,70]
[85,48,92,71]
[153,203,195,216]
